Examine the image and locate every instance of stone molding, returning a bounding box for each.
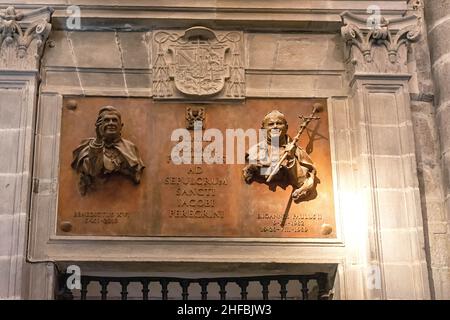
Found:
[0,5,54,299]
[341,11,421,75]
[0,6,53,70]
[346,75,431,299]
[339,9,430,300]
[0,1,408,32]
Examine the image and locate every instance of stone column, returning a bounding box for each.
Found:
[0,6,53,299]
[341,11,430,299]
[423,0,450,299]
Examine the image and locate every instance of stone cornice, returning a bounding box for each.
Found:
[0,6,53,70]
[1,1,408,32]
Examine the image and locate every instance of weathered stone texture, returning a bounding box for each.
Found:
[409,2,434,99]
[384,264,417,299]
[0,6,54,299]
[411,100,448,300]
[0,257,11,296]
[420,0,450,299]
[425,0,450,29]
[432,60,450,104]
[0,90,23,129]
[377,190,408,229]
[43,70,81,90]
[42,30,152,96]
[0,175,16,216]
[411,103,441,161]
[117,32,152,69]
[0,215,13,256]
[42,31,345,97]
[437,105,450,154]
[247,33,344,70]
[42,31,77,68]
[0,130,20,174]
[69,32,123,68]
[78,71,126,93]
[444,152,450,194]
[427,20,450,64]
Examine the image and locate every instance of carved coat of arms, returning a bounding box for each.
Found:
[171,42,228,96]
[153,26,244,99]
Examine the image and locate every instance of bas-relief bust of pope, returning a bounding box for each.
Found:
[71,106,145,195]
[243,110,317,202]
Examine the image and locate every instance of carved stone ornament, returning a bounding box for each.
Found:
[71,106,145,195]
[186,107,205,130]
[340,11,421,74]
[0,6,53,70]
[242,108,321,203]
[153,26,245,99]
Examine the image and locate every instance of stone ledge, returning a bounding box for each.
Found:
[2,1,408,32]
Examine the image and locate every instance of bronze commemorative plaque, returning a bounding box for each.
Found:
[57,97,336,238]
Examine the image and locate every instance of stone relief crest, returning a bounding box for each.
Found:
[153,26,245,99]
[186,107,205,130]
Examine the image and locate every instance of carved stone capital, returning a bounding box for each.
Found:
[0,6,54,70]
[340,11,421,76]
[152,26,245,100]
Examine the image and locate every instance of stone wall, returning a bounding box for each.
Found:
[404,0,450,300]
[41,31,346,98]
[0,6,54,299]
[0,0,448,299]
[420,0,450,299]
[34,14,431,300]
